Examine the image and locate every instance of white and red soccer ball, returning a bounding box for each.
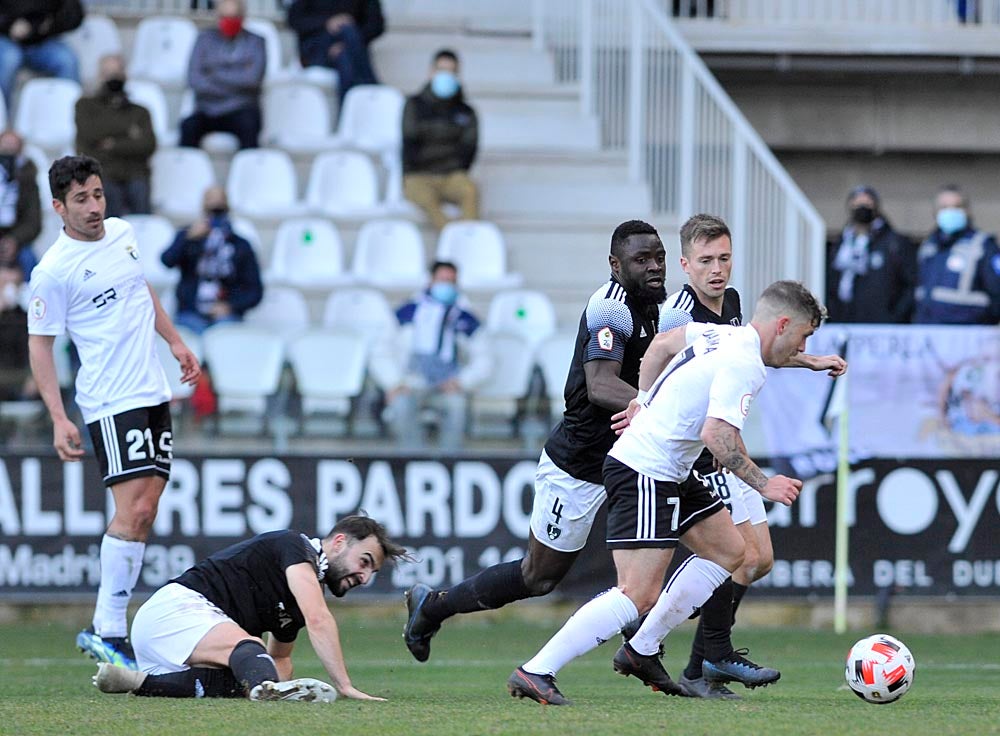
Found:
[845,634,915,704]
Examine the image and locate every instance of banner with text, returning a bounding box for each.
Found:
[1,454,998,598]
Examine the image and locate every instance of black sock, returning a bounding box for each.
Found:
[135,667,244,698]
[697,577,736,664]
[731,582,749,625]
[421,560,532,622]
[683,615,707,680]
[228,639,279,693]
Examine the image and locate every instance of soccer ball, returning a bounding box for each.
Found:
[845,634,915,704]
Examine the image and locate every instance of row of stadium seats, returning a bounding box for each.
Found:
[130,216,523,291]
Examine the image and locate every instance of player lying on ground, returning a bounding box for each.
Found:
[507,280,829,705]
[93,515,410,702]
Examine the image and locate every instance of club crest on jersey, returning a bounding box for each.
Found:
[125,243,139,261]
[547,524,561,541]
[598,327,614,351]
[740,393,753,417]
[29,296,45,320]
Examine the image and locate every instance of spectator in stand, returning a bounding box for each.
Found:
[160,186,263,334]
[286,0,384,103]
[0,130,41,284]
[376,261,489,451]
[75,54,156,218]
[827,185,916,323]
[180,0,265,151]
[914,185,1000,325]
[0,0,82,111]
[402,49,479,231]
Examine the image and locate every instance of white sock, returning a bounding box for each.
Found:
[523,587,638,676]
[93,535,146,639]
[629,555,730,656]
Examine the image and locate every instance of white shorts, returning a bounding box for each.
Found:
[698,470,767,526]
[131,583,235,675]
[529,449,607,553]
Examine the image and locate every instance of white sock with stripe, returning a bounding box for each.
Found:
[93,535,146,639]
[522,587,638,676]
[629,555,731,656]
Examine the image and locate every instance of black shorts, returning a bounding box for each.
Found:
[87,402,173,486]
[604,456,724,549]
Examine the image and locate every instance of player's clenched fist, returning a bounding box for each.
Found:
[761,475,802,506]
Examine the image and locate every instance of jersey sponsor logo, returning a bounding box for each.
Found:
[29,296,45,320]
[92,288,118,309]
[125,243,139,261]
[740,393,753,417]
[276,601,293,628]
[83,269,97,281]
[639,326,647,338]
[598,327,614,351]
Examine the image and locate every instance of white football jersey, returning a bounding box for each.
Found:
[609,323,766,482]
[27,217,171,423]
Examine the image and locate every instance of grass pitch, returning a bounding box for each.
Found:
[4,604,999,736]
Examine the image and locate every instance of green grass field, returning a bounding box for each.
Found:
[4,605,999,736]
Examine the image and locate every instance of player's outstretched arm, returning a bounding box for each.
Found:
[286,563,386,702]
[28,334,85,462]
[146,282,201,386]
[782,352,847,377]
[701,417,801,506]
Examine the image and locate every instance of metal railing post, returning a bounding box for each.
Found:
[677,56,696,223]
[627,0,644,182]
[580,0,594,116]
[730,135,748,288]
[532,0,545,52]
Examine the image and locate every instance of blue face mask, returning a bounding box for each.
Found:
[429,281,458,305]
[431,70,460,100]
[936,207,968,235]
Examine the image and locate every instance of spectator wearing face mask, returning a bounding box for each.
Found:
[826,185,916,323]
[179,0,265,151]
[160,186,263,334]
[374,260,490,451]
[75,54,156,217]
[914,185,1000,325]
[402,49,479,231]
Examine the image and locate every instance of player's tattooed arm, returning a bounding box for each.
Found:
[701,418,769,491]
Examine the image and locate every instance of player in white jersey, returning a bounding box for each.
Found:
[27,156,200,669]
[508,281,825,705]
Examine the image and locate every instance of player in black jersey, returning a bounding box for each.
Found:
[92,515,409,702]
[402,220,671,663]
[628,214,846,698]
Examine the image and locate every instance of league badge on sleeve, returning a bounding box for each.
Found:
[125,243,139,261]
[740,393,753,417]
[598,327,614,351]
[29,296,46,320]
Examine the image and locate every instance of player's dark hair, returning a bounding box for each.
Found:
[610,219,659,258]
[430,260,457,277]
[49,155,103,203]
[326,514,412,563]
[757,280,827,328]
[434,48,459,66]
[936,183,967,207]
[679,213,731,259]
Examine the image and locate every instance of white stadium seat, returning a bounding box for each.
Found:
[262,82,338,152]
[230,216,263,254]
[436,220,523,290]
[14,78,81,151]
[468,332,537,436]
[268,218,350,288]
[288,329,368,419]
[535,331,577,424]
[129,16,198,89]
[156,326,202,400]
[485,289,558,351]
[202,324,285,417]
[125,79,173,146]
[305,151,384,218]
[64,15,123,91]
[151,147,216,221]
[335,84,404,153]
[123,214,179,290]
[226,148,303,219]
[322,287,397,343]
[242,285,311,334]
[351,219,426,288]
[243,18,286,82]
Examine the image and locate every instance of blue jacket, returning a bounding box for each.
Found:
[396,292,479,386]
[161,222,263,318]
[914,226,1000,324]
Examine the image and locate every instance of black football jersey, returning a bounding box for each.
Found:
[544,277,660,485]
[171,530,325,642]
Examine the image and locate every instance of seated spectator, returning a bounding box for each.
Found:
[914,185,1000,324]
[160,186,263,334]
[377,261,489,451]
[75,54,156,218]
[402,49,479,231]
[827,185,915,323]
[179,0,265,151]
[0,0,82,111]
[287,0,383,103]
[0,130,41,283]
